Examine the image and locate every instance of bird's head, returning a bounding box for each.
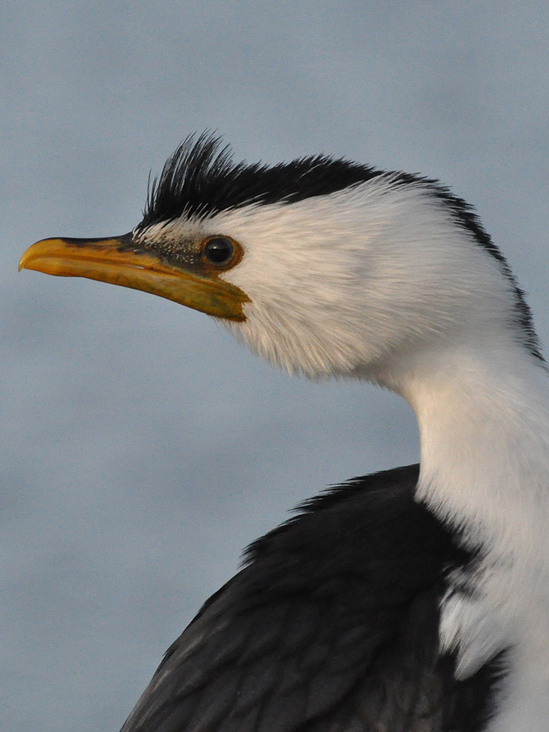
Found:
[20,134,540,385]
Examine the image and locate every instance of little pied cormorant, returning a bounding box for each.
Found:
[20,134,549,732]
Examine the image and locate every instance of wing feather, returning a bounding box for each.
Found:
[121,466,500,732]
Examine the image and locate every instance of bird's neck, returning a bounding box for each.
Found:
[388,343,549,549]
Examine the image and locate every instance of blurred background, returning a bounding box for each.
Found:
[1,2,548,729]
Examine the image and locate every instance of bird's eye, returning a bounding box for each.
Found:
[202,237,235,267]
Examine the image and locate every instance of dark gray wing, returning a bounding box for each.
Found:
[120,466,500,732]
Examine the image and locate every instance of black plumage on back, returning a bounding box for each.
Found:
[121,465,500,732]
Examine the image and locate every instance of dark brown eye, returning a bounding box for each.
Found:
[203,237,234,266]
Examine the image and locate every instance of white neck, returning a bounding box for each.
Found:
[388,342,549,731]
[406,344,549,549]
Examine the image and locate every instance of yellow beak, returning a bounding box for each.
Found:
[19,235,249,322]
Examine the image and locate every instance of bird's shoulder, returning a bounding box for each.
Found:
[121,465,498,732]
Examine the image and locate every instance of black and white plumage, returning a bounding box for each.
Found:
[20,134,549,731]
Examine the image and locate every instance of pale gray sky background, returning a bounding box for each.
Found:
[1,2,549,730]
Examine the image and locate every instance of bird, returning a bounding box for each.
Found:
[19,132,549,732]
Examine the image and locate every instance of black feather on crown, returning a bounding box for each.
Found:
[138,131,382,227]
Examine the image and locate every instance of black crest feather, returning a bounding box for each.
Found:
[138,132,383,227]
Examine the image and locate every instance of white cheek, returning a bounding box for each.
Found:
[215,184,516,378]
